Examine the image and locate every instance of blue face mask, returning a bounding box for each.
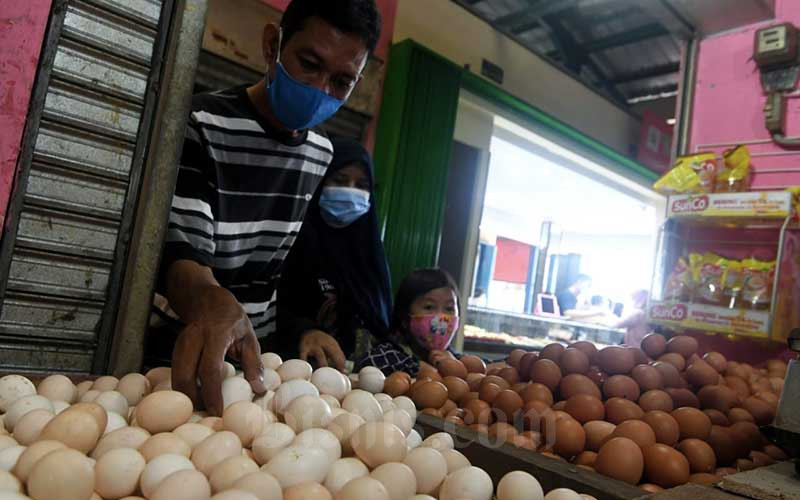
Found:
[266,30,346,131]
[319,186,371,228]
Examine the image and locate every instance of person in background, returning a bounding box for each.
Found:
[556,274,606,321]
[149,0,382,416]
[276,138,393,370]
[355,268,460,376]
[617,289,651,346]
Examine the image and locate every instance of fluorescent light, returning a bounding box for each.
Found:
[666,118,676,125]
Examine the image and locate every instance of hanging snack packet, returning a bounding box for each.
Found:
[716,145,752,192]
[663,257,692,302]
[721,260,742,309]
[741,258,776,310]
[654,161,701,195]
[693,253,728,305]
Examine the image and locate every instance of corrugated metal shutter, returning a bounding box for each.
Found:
[0,0,171,373]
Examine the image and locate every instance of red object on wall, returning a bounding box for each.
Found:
[493,237,532,284]
[637,110,673,174]
[0,0,52,230]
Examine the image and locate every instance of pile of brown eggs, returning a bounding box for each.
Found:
[383,334,791,492]
[0,356,600,500]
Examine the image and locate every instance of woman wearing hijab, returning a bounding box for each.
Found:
[276,138,393,370]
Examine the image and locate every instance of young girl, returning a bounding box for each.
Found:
[354,268,460,376]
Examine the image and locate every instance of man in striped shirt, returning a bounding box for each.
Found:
[156,0,381,415]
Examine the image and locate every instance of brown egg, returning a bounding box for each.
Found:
[508,349,527,368]
[478,383,502,404]
[641,334,667,359]
[603,375,640,401]
[481,375,511,391]
[724,376,752,401]
[421,408,442,418]
[463,399,492,426]
[493,390,523,423]
[631,365,664,391]
[417,366,443,382]
[702,352,727,373]
[412,381,448,409]
[461,355,486,374]
[666,335,698,358]
[755,391,779,410]
[769,377,784,395]
[459,391,479,406]
[518,353,539,381]
[643,443,691,488]
[511,382,527,394]
[598,347,635,375]
[630,348,649,366]
[677,438,716,473]
[584,421,616,452]
[569,341,598,364]
[438,359,468,379]
[553,417,585,459]
[742,397,774,425]
[523,400,550,431]
[671,408,711,441]
[442,377,469,403]
[499,367,520,386]
[735,458,756,471]
[665,388,700,409]
[529,360,562,392]
[605,398,644,424]
[552,401,567,411]
[439,399,457,417]
[686,360,719,388]
[520,430,542,447]
[486,362,508,376]
[689,473,720,485]
[384,374,411,397]
[540,451,565,462]
[749,450,775,468]
[657,353,686,371]
[466,373,485,392]
[39,407,101,453]
[564,395,605,424]
[767,359,787,376]
[705,425,737,466]
[607,420,656,449]
[574,450,597,467]
[697,385,739,413]
[639,483,664,493]
[519,383,551,406]
[595,437,644,484]
[688,353,702,366]
[639,390,674,413]
[715,467,737,476]
[730,421,762,455]
[560,374,601,400]
[585,365,607,386]
[762,444,789,461]
[560,348,590,375]
[651,361,682,388]
[539,343,566,363]
[642,411,680,446]
[702,409,730,426]
[510,434,535,450]
[468,423,489,434]
[487,422,517,444]
[728,407,755,424]
[445,416,465,427]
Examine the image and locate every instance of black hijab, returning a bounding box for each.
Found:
[298,137,393,338]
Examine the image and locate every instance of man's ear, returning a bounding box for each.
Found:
[262,23,280,65]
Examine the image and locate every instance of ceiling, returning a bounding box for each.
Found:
[453,0,776,115]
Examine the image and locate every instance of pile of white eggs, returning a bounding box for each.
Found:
[0,354,596,500]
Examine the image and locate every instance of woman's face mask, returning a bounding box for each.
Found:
[319,186,370,227]
[408,313,459,351]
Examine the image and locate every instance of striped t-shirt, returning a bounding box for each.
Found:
[159,85,333,337]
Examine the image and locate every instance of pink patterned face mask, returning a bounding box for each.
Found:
[408,313,459,351]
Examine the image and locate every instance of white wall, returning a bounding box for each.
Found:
[392,0,641,155]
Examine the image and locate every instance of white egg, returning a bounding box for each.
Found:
[253,390,275,412]
[544,489,583,500]
[271,379,319,414]
[392,396,417,421]
[311,368,349,400]
[341,390,382,422]
[103,411,127,435]
[263,445,331,488]
[374,393,392,403]
[277,359,313,382]
[357,367,385,394]
[438,466,493,500]
[404,447,447,495]
[406,429,422,450]
[262,369,281,391]
[320,394,341,409]
[261,353,283,371]
[36,375,77,404]
[381,409,413,436]
[0,446,25,471]
[324,457,369,494]
[140,453,195,497]
[94,390,129,417]
[251,423,295,465]
[441,449,471,473]
[379,400,396,414]
[232,471,282,500]
[330,408,348,419]
[223,362,236,378]
[335,476,390,500]
[497,471,544,500]
[52,401,70,415]
[283,395,332,432]
[0,469,21,492]
[221,377,254,409]
[0,376,35,412]
[370,462,417,500]
[211,490,259,500]
[4,396,53,431]
[293,428,341,464]
[421,432,454,452]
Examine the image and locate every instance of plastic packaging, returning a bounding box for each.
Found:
[663,257,693,302]
[654,153,717,195]
[691,253,728,306]
[721,260,742,309]
[741,258,776,310]
[715,145,752,193]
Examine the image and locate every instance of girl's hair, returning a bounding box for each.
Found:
[390,268,460,332]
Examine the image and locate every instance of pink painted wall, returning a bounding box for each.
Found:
[688,0,800,189]
[0,0,51,230]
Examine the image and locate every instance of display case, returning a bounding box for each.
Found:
[649,191,799,341]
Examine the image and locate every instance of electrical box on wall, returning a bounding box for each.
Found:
[754,23,798,69]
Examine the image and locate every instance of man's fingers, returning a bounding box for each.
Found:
[171,325,203,407]
[198,340,227,416]
[240,333,266,395]
[311,347,329,367]
[324,341,347,372]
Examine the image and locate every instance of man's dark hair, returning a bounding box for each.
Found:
[281,0,382,54]
[390,268,460,333]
